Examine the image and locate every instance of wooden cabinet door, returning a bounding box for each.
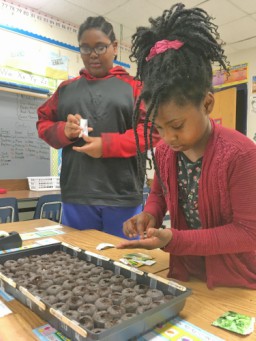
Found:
[211,87,237,129]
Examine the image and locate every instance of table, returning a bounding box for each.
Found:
[0,190,61,219]
[0,220,255,340]
[156,269,256,341]
[0,190,60,202]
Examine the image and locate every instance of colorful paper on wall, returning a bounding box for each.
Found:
[1,45,68,81]
[45,53,68,80]
[213,63,248,89]
[0,66,57,91]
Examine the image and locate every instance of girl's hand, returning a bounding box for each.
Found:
[116,227,172,250]
[123,212,156,239]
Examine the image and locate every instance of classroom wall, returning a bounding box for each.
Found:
[0,1,133,78]
[0,2,255,143]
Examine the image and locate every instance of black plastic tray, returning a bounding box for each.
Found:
[0,242,191,341]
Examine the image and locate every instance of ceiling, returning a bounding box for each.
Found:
[11,0,256,56]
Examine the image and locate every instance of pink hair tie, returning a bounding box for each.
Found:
[145,39,184,61]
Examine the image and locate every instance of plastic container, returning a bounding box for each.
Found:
[0,243,192,341]
[27,176,60,191]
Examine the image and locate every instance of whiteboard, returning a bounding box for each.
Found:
[0,91,50,179]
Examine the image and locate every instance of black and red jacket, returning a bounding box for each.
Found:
[37,66,159,206]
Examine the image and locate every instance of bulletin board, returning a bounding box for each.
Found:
[0,91,51,179]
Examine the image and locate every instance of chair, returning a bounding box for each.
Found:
[33,194,62,223]
[0,197,19,223]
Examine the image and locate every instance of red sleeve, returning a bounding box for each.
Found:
[101,77,160,158]
[37,88,74,149]
[163,148,256,256]
[101,121,160,158]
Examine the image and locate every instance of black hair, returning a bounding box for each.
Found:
[130,2,229,184]
[78,16,116,42]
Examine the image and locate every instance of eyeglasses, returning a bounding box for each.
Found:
[79,43,112,55]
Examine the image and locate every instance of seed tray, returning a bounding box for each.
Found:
[0,242,191,341]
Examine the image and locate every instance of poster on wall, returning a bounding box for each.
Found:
[213,63,248,89]
[252,76,256,94]
[0,66,57,91]
[250,95,256,114]
[0,43,69,80]
[46,53,69,80]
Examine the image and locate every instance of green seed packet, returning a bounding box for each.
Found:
[123,252,153,261]
[212,311,255,335]
[120,258,144,267]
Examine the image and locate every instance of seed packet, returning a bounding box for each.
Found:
[121,253,156,267]
[123,252,153,261]
[212,311,255,335]
[119,258,144,267]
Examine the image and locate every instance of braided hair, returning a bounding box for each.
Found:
[78,16,116,42]
[130,3,229,184]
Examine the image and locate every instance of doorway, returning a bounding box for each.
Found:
[211,83,247,135]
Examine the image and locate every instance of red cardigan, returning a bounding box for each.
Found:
[145,120,256,289]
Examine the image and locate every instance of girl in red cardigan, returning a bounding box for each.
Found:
[117,3,256,288]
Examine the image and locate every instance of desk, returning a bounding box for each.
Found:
[0,190,61,219]
[0,178,60,201]
[156,269,256,341]
[1,219,72,234]
[0,190,61,201]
